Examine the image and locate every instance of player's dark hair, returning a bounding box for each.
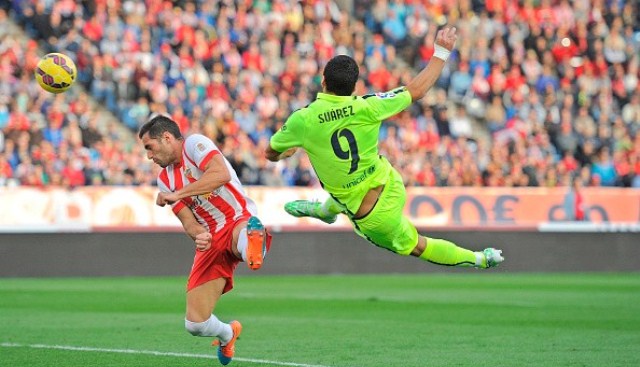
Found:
[138,114,183,140]
[323,55,359,96]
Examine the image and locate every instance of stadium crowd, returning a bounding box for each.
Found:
[0,0,639,188]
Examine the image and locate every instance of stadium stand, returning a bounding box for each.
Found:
[1,0,639,188]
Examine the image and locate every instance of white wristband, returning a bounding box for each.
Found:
[433,44,451,61]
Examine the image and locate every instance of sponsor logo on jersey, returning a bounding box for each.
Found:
[342,164,376,189]
[188,191,217,209]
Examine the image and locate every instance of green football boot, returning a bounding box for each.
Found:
[284,200,337,224]
[477,248,504,269]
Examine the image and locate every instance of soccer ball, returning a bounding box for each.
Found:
[34,53,77,94]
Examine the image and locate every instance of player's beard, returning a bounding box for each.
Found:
[155,143,178,168]
[154,153,171,168]
[156,154,175,168]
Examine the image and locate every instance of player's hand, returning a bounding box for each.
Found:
[156,192,180,207]
[195,232,212,252]
[435,26,457,51]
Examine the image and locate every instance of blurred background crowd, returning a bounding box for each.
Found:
[0,0,639,188]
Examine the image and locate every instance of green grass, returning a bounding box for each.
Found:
[1,273,640,367]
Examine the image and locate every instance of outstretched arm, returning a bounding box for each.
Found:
[406,26,458,102]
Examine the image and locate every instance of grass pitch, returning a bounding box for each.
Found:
[1,273,639,367]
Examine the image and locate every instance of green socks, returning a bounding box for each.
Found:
[419,237,483,267]
[320,197,344,216]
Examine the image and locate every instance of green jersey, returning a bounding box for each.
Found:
[270,87,412,214]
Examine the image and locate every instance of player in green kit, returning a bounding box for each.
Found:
[266,27,503,269]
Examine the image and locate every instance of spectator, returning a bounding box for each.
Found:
[591,147,617,186]
[1,0,638,190]
[449,61,472,101]
[449,104,473,139]
[563,176,588,221]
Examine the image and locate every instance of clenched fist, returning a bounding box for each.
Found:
[195,232,212,252]
[157,191,180,207]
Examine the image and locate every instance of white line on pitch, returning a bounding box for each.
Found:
[0,342,338,367]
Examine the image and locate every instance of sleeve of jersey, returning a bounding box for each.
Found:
[363,86,412,122]
[270,112,305,152]
[184,134,220,171]
[157,170,186,214]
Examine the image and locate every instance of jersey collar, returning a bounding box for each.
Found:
[316,92,355,101]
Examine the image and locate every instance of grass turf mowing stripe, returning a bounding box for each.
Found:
[0,342,342,367]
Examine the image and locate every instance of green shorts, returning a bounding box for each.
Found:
[350,168,418,255]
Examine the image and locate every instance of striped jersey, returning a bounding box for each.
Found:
[156,134,257,233]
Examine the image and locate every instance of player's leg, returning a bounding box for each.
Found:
[353,170,504,268]
[355,205,503,268]
[284,196,343,224]
[232,217,271,271]
[411,235,503,268]
[185,278,242,366]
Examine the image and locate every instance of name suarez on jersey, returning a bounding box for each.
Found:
[318,106,355,123]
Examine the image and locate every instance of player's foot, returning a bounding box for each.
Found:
[478,248,504,269]
[212,320,242,365]
[246,216,266,270]
[284,200,337,224]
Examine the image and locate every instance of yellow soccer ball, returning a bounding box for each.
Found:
[34,52,77,94]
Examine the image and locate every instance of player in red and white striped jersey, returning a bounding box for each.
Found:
[139,115,271,365]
